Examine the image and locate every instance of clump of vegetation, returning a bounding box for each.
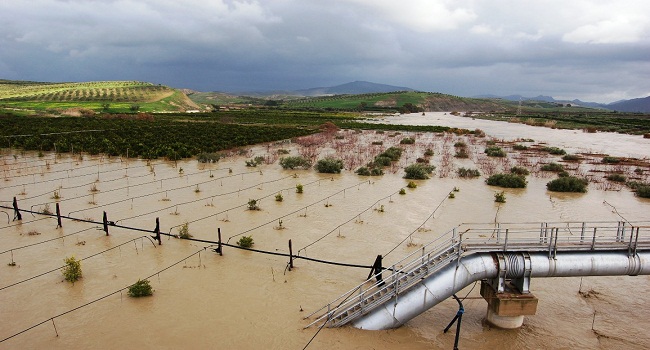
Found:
[606,174,627,182]
[355,166,384,176]
[512,144,528,150]
[51,190,61,200]
[494,191,506,203]
[486,173,527,188]
[602,156,621,164]
[542,147,566,155]
[510,166,530,176]
[275,193,283,202]
[424,148,434,156]
[315,157,344,174]
[378,147,403,161]
[484,146,506,157]
[296,184,303,193]
[247,199,260,211]
[635,185,650,198]
[541,163,564,172]
[41,203,53,215]
[280,156,311,170]
[454,141,466,148]
[177,222,192,239]
[245,156,266,167]
[128,279,153,297]
[457,167,480,178]
[197,152,220,163]
[237,235,254,248]
[371,141,383,145]
[400,137,415,145]
[399,188,406,195]
[455,149,469,158]
[562,154,580,161]
[546,176,588,193]
[403,163,435,180]
[406,181,417,188]
[277,149,290,155]
[62,256,82,283]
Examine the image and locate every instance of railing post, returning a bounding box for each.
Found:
[548,228,554,259]
[496,223,501,243]
[591,227,597,250]
[503,229,509,252]
[580,222,586,243]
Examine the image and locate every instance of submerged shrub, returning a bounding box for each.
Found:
[197,152,220,163]
[62,256,82,283]
[636,185,650,198]
[247,199,260,210]
[494,191,506,203]
[510,166,530,176]
[372,156,393,167]
[486,173,527,188]
[542,147,566,155]
[279,156,311,170]
[356,166,384,176]
[237,235,254,248]
[485,146,506,157]
[606,174,627,182]
[406,181,417,188]
[457,167,480,178]
[378,147,403,161]
[177,222,192,238]
[546,176,588,193]
[128,279,153,297]
[400,137,415,145]
[602,156,621,164]
[563,154,580,161]
[540,162,564,172]
[315,157,344,173]
[403,163,435,180]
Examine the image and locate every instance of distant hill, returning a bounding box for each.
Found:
[283,91,510,112]
[607,96,650,113]
[294,81,415,96]
[473,93,650,112]
[0,79,200,113]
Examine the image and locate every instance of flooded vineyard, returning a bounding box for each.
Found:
[1,113,649,349]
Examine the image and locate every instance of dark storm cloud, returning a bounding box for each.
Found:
[1,0,648,102]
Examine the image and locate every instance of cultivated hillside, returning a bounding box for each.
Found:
[0,79,200,113]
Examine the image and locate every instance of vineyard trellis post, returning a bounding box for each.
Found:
[12,197,22,221]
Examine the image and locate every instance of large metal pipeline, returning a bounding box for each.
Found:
[351,251,650,330]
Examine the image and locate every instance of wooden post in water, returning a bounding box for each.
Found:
[216,228,223,256]
[152,217,161,245]
[12,197,21,221]
[55,203,62,228]
[102,211,109,236]
[367,255,384,285]
[289,239,294,270]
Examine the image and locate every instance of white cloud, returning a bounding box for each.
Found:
[563,16,648,44]
[343,0,476,32]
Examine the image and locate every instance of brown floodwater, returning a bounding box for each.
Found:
[1,115,649,349]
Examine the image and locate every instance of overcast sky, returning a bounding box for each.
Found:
[1,0,649,103]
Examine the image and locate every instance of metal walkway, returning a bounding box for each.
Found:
[304,221,650,330]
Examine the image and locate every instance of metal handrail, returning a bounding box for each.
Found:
[306,221,650,328]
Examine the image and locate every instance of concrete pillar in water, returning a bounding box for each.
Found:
[480,281,538,329]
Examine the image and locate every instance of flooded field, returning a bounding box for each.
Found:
[1,114,649,349]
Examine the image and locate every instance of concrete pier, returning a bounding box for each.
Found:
[480,281,538,329]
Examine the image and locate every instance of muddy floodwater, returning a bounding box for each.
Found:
[1,113,649,349]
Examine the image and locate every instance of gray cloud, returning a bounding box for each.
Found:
[1,0,649,102]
